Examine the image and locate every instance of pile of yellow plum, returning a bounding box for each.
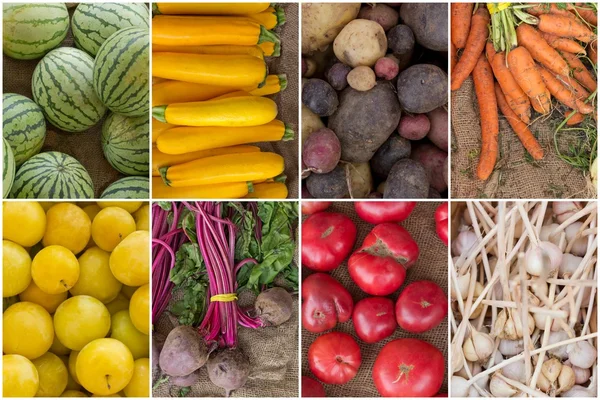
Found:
[3,201,150,397]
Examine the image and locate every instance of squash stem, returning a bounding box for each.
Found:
[152,106,167,123]
[274,5,286,27]
[151,3,161,14]
[246,182,254,193]
[258,27,281,57]
[283,124,295,141]
[277,74,288,91]
[158,167,171,186]
[273,174,287,183]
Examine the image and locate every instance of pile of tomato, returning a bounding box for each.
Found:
[301,202,449,398]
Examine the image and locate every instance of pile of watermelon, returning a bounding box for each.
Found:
[2,3,150,199]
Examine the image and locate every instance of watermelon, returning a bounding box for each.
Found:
[101,113,149,176]
[93,27,149,117]
[72,3,149,56]
[3,138,15,198]
[3,93,46,166]
[11,151,94,199]
[3,3,69,60]
[101,176,149,199]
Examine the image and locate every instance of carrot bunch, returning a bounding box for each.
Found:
[451,3,598,181]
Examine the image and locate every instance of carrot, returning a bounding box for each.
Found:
[539,66,594,114]
[485,41,496,62]
[451,7,490,91]
[561,50,598,92]
[555,72,590,100]
[451,3,473,49]
[528,3,577,19]
[451,41,458,71]
[508,46,552,115]
[490,52,531,124]
[564,109,585,125]
[589,40,598,65]
[516,24,570,76]
[571,5,597,26]
[473,55,498,180]
[537,13,596,43]
[494,83,544,160]
[540,32,587,54]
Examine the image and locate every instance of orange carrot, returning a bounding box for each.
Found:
[451,41,458,71]
[490,52,531,124]
[516,24,570,76]
[508,46,552,114]
[555,72,590,100]
[528,3,577,19]
[538,13,596,43]
[473,55,498,181]
[571,5,597,26]
[494,83,544,160]
[540,32,587,54]
[561,50,598,91]
[451,3,474,49]
[538,66,594,114]
[564,109,585,125]
[589,40,598,65]
[451,7,490,91]
[485,41,496,62]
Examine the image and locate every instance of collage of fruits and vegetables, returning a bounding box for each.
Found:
[3,3,150,200]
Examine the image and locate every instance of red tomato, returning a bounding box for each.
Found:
[354,202,416,224]
[372,338,444,397]
[352,297,396,343]
[302,376,326,397]
[434,203,449,246]
[302,201,332,215]
[302,273,354,333]
[308,332,362,385]
[302,212,357,272]
[347,223,419,296]
[395,280,448,333]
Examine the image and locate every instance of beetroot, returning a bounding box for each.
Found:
[159,326,208,377]
[255,287,294,326]
[170,369,201,387]
[206,348,250,397]
[303,128,341,174]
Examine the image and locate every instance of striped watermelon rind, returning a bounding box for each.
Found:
[11,151,94,199]
[3,3,69,60]
[101,112,149,176]
[72,3,149,56]
[100,176,149,199]
[3,93,46,166]
[3,138,16,198]
[32,47,107,132]
[93,27,149,117]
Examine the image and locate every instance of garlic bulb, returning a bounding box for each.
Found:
[525,241,563,276]
[489,372,517,397]
[463,329,494,362]
[452,230,478,257]
[567,341,597,369]
[559,253,583,278]
[547,331,570,359]
[561,385,595,397]
[533,311,561,331]
[565,222,587,256]
[557,365,576,394]
[452,340,465,373]
[571,366,591,384]
[469,282,484,319]
[498,339,524,357]
[502,359,527,383]
[540,223,562,247]
[552,202,582,224]
[493,309,534,340]
[452,272,470,300]
[451,376,470,397]
[542,358,563,382]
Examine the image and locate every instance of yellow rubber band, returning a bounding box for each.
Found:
[488,3,510,14]
[210,293,238,302]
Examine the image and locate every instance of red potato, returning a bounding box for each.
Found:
[352,297,397,343]
[373,338,445,397]
[303,128,341,174]
[354,201,416,224]
[301,212,357,272]
[434,203,449,245]
[302,273,354,333]
[347,223,419,296]
[301,201,332,215]
[410,142,448,193]
[395,280,448,333]
[301,376,326,397]
[426,107,448,151]
[397,114,430,140]
[358,4,399,32]
[375,57,400,80]
[308,332,362,385]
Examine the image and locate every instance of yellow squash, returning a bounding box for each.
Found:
[157,120,294,154]
[258,41,278,57]
[152,178,250,199]
[244,182,288,199]
[151,44,264,59]
[160,152,284,187]
[248,75,287,96]
[152,53,267,88]
[152,119,175,143]
[245,6,285,30]
[153,3,270,15]
[152,145,260,176]
[153,96,277,127]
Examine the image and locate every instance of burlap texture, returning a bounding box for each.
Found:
[301,202,448,397]
[3,4,147,198]
[451,77,595,199]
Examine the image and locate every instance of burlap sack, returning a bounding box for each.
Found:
[451,77,595,199]
[3,4,146,198]
[301,202,448,397]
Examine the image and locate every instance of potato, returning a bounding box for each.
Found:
[303,57,317,78]
[333,19,387,67]
[302,79,339,117]
[327,63,351,91]
[329,82,401,163]
[306,164,349,198]
[370,135,411,180]
[374,57,399,80]
[410,142,448,193]
[387,25,415,57]
[301,105,325,146]
[346,162,373,198]
[400,4,448,51]
[429,187,442,198]
[396,64,448,113]
[303,128,341,174]
[302,3,361,54]
[347,66,376,91]
[384,159,429,198]
[397,114,430,140]
[357,4,399,31]
[426,107,448,151]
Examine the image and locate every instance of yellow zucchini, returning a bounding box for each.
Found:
[153,96,277,127]
[160,152,284,187]
[157,120,294,154]
[152,119,176,143]
[153,177,250,199]
[152,52,267,88]
[248,74,287,96]
[244,182,288,199]
[152,44,264,59]
[152,15,280,51]
[258,41,279,57]
[245,6,285,30]
[152,145,261,176]
[210,91,251,101]
[153,3,270,16]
